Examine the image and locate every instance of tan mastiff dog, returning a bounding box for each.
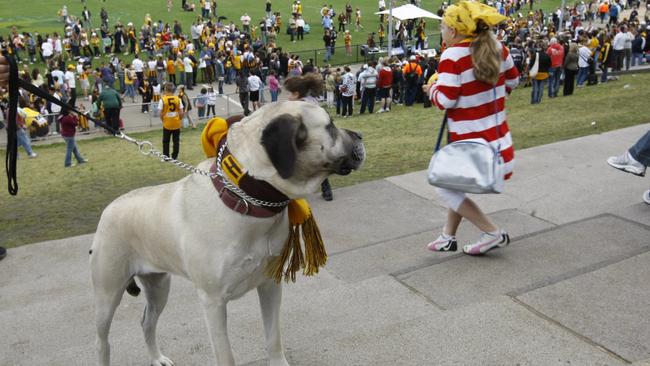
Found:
[90,101,364,366]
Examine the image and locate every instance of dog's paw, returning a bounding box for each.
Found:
[151,355,174,366]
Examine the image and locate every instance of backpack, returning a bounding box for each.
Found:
[510,47,523,71]
[405,63,419,84]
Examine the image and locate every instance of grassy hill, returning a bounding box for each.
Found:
[1,71,648,247]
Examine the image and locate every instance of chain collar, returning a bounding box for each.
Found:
[214,140,291,209]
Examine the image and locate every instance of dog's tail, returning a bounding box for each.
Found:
[126,278,141,297]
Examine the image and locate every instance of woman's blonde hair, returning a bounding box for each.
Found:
[569,42,579,54]
[471,21,502,85]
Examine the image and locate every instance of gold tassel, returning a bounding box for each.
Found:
[301,215,327,276]
[266,199,328,283]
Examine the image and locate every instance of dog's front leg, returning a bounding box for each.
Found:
[257,281,290,366]
[199,293,236,366]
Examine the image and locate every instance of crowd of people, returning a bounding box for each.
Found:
[1,0,650,158]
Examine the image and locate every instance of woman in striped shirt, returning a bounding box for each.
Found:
[423,1,519,256]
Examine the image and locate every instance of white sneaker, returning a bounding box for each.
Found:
[643,190,650,205]
[463,230,510,256]
[607,152,646,176]
[28,153,38,158]
[426,233,457,252]
[377,108,385,113]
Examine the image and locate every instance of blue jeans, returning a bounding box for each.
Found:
[632,52,644,67]
[17,128,34,156]
[531,78,546,104]
[629,130,650,167]
[324,46,332,62]
[576,67,589,86]
[601,65,609,83]
[64,136,85,166]
[548,67,562,97]
[270,90,279,102]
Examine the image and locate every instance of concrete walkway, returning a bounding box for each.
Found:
[2,124,650,365]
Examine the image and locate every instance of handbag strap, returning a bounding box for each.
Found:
[434,111,447,152]
[493,86,501,153]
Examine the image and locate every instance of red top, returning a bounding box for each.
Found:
[429,41,520,179]
[378,67,393,88]
[546,43,565,68]
[59,114,78,138]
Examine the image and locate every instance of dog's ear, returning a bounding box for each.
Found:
[261,113,308,179]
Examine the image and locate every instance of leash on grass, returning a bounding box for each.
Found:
[3,52,219,196]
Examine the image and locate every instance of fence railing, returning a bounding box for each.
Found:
[290,31,441,68]
[0,91,274,147]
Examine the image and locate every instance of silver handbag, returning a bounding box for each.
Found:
[427,89,505,194]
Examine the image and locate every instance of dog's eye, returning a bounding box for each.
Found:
[326,123,338,140]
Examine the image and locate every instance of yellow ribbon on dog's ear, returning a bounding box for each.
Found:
[267,198,327,283]
[201,117,229,158]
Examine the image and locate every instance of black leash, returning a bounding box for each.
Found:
[4,51,19,195]
[4,53,121,195]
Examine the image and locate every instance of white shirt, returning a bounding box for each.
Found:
[132,58,144,72]
[296,18,305,27]
[247,75,262,91]
[54,39,63,53]
[147,60,157,71]
[41,41,53,57]
[578,46,592,68]
[50,93,62,113]
[64,71,76,89]
[612,32,626,50]
[204,1,211,10]
[183,57,194,73]
[51,69,65,85]
[623,32,634,49]
[240,15,251,25]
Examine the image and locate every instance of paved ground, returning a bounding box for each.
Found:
[1,119,649,365]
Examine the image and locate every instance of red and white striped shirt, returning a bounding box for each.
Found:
[429,40,519,179]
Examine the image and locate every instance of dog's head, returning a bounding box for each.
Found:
[227,101,365,197]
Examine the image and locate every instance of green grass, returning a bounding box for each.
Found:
[2,72,649,248]
[0,0,563,53]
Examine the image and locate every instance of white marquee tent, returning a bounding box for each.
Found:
[375,4,442,21]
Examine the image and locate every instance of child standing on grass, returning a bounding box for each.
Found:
[195,87,207,119]
[344,30,352,56]
[355,8,363,31]
[206,86,217,117]
[59,107,88,168]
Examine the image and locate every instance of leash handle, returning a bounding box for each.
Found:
[434,111,448,153]
[3,51,19,195]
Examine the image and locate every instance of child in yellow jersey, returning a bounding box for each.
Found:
[78,105,90,131]
[344,30,352,56]
[167,57,176,84]
[175,55,185,86]
[158,83,184,159]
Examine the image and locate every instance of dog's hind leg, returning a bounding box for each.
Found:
[138,273,175,366]
[257,281,290,366]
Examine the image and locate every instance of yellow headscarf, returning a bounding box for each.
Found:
[443,1,507,35]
